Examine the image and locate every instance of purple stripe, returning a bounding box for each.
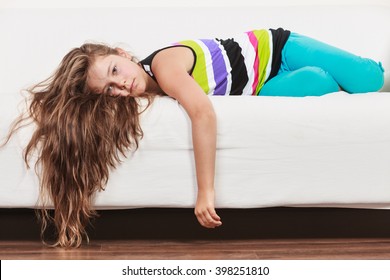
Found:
[200,39,228,95]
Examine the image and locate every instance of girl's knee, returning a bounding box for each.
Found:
[345,61,385,93]
[297,66,340,95]
[260,66,340,97]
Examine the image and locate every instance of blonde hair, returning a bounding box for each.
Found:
[2,43,152,247]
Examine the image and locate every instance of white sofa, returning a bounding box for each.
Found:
[1,5,390,213]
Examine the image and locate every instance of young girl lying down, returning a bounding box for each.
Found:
[2,27,384,247]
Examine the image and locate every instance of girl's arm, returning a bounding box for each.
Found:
[152,47,222,228]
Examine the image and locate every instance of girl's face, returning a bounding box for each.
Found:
[87,49,147,97]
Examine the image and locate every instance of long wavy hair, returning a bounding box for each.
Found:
[2,43,153,247]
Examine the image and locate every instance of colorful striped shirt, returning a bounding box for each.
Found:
[140,28,290,96]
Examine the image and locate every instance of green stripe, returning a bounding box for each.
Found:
[179,40,210,94]
[252,30,271,95]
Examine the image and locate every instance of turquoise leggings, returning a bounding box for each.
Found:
[260,33,385,97]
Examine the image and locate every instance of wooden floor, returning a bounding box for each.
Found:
[1,238,390,260]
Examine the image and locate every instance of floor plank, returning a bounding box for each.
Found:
[1,238,390,260]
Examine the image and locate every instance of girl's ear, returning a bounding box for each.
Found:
[115,47,132,60]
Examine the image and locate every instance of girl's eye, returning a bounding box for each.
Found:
[112,66,117,74]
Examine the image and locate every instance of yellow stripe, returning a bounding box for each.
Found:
[252,30,271,95]
[179,40,210,94]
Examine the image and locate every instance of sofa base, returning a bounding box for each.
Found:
[1,207,390,241]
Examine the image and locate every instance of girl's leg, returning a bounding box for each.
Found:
[260,66,339,97]
[280,32,384,93]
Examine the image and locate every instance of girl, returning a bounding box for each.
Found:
[2,28,384,248]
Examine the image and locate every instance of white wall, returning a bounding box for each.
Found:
[1,0,390,8]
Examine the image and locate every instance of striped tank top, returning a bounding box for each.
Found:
[140,28,290,96]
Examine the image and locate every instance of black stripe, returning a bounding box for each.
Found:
[140,45,196,83]
[217,38,248,95]
[266,28,291,82]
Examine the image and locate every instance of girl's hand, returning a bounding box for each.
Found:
[195,189,222,228]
